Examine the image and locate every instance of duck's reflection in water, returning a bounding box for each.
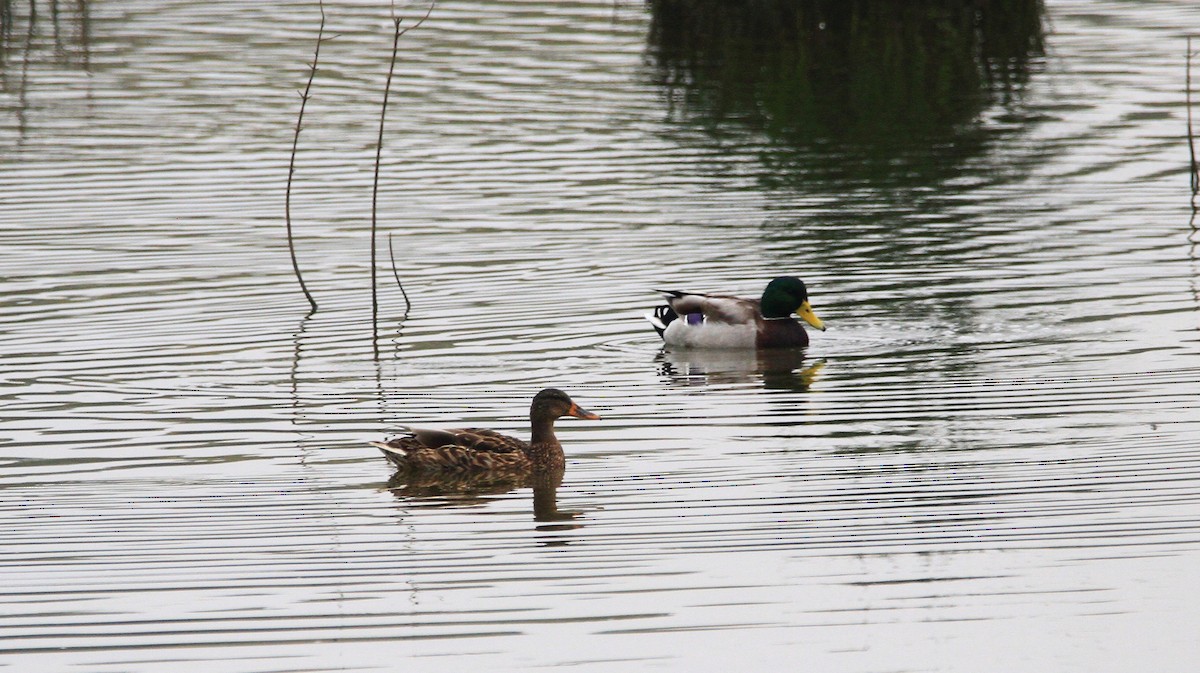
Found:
[386,467,584,529]
[657,348,824,391]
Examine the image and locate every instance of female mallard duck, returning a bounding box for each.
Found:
[370,388,600,474]
[645,276,825,349]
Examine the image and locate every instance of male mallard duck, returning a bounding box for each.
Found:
[370,388,600,474]
[645,276,826,349]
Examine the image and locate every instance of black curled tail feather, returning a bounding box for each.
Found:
[646,304,678,338]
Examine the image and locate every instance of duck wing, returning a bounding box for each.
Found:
[656,290,761,325]
[373,442,534,473]
[445,428,528,453]
[386,426,528,453]
[371,425,532,472]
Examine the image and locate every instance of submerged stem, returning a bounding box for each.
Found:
[285,0,326,314]
[372,1,434,339]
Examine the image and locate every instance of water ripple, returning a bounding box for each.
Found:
[3,0,1200,670]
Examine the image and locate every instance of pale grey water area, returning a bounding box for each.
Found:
[2,0,1200,670]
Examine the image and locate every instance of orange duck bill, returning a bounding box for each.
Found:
[568,403,601,420]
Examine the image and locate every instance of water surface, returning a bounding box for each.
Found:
[2,0,1200,671]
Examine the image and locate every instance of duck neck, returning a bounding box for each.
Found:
[528,415,565,468]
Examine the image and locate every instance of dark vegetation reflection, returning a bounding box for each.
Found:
[647,0,1045,190]
[0,0,91,66]
[1,0,92,147]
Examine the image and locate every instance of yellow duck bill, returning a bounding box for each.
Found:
[796,301,826,331]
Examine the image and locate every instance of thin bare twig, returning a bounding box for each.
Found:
[1188,37,1198,207]
[286,0,326,314]
[372,1,435,340]
[387,232,412,317]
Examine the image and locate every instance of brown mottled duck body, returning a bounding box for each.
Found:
[371,389,599,475]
